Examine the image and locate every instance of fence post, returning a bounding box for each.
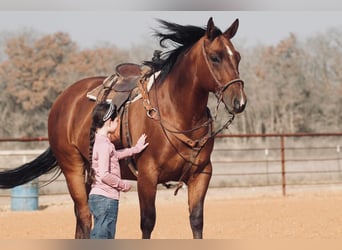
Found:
[280,135,286,196]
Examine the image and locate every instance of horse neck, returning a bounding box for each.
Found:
[157,52,210,127]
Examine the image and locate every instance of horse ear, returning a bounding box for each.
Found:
[223,18,239,39]
[206,17,216,41]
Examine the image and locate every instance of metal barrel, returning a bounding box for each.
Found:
[11,179,39,211]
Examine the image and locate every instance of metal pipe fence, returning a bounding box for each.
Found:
[0,133,341,196]
[214,133,342,195]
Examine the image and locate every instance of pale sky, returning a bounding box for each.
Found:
[0,11,341,50]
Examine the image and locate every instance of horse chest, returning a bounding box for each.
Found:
[158,140,213,169]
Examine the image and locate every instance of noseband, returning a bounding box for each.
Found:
[214,78,244,102]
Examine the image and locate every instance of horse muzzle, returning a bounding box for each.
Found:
[222,97,246,114]
[221,82,247,114]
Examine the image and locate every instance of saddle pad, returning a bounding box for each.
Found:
[130,71,160,102]
[86,85,113,103]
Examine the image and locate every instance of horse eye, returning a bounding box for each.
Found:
[209,54,221,64]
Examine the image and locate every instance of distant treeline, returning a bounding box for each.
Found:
[0,30,152,138]
[0,27,341,138]
[231,29,342,135]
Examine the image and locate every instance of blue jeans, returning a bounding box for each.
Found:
[89,194,119,239]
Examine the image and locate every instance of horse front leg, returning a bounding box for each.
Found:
[187,163,212,239]
[137,175,157,239]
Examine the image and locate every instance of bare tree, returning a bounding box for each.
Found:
[304,27,342,132]
[0,31,133,137]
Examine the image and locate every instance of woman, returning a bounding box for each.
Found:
[88,102,148,239]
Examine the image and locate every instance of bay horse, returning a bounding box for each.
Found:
[0,17,246,239]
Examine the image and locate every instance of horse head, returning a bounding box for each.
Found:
[202,17,247,114]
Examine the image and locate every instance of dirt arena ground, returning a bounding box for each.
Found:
[1,187,342,239]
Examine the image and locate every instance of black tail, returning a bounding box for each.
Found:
[0,147,59,189]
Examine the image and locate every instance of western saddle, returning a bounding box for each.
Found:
[86,62,151,110]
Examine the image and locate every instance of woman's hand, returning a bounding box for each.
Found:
[133,133,149,154]
[118,180,132,192]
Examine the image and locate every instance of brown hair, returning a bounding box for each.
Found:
[87,102,117,184]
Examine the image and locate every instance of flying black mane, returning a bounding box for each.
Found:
[143,18,222,82]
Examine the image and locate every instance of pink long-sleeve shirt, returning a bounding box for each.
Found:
[89,133,134,200]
